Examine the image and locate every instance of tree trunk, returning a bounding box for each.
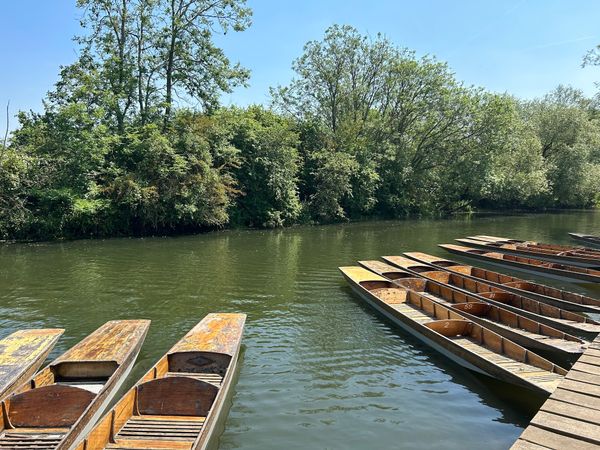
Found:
[164,0,177,130]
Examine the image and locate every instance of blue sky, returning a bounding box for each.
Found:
[1,0,599,128]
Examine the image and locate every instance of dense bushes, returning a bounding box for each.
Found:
[2,18,600,240]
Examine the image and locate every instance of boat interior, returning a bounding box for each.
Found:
[356,274,567,384]
[78,349,231,450]
[391,277,582,343]
[0,361,117,448]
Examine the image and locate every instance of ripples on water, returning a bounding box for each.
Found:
[1,212,599,449]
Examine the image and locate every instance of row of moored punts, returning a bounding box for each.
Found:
[0,313,245,450]
[340,233,600,398]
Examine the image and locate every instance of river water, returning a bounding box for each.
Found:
[1,211,599,449]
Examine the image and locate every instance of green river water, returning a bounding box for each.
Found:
[2,210,600,449]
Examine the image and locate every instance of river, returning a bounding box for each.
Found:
[1,210,599,449]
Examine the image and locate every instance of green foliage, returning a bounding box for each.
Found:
[2,21,600,241]
[218,106,301,227]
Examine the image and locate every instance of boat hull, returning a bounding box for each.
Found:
[570,232,600,248]
[347,282,489,376]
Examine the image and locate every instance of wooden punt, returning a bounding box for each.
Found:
[570,232,600,248]
[0,320,150,450]
[471,235,600,254]
[75,313,246,450]
[471,235,600,257]
[401,252,600,314]
[384,255,600,340]
[359,260,586,358]
[0,329,64,401]
[440,243,600,283]
[340,266,567,395]
[457,237,600,268]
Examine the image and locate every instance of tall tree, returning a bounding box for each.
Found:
[65,0,252,130]
[160,0,252,126]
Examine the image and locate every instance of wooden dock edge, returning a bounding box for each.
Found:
[512,336,600,449]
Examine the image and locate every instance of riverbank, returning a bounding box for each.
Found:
[1,207,596,246]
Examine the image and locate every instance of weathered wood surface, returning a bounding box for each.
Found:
[170,313,246,357]
[74,313,246,450]
[403,251,600,313]
[512,335,600,449]
[0,328,63,400]
[440,243,600,283]
[339,266,565,395]
[53,320,149,365]
[0,320,150,450]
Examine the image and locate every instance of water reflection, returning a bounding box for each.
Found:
[1,211,598,449]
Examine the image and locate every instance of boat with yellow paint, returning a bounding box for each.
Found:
[0,329,64,401]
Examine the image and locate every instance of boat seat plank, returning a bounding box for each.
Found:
[0,430,67,449]
[166,372,223,388]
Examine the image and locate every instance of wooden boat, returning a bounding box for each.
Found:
[340,266,566,395]
[0,329,64,401]
[467,235,600,257]
[470,235,600,257]
[0,320,150,449]
[440,243,600,283]
[359,260,586,359]
[401,252,600,313]
[457,237,600,268]
[75,313,246,450]
[384,254,600,339]
[570,232,600,248]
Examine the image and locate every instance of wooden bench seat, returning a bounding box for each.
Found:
[109,416,205,449]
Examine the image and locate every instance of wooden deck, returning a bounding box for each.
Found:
[512,335,600,449]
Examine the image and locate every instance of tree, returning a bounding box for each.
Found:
[219,106,302,227]
[65,0,252,131]
[521,86,600,207]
